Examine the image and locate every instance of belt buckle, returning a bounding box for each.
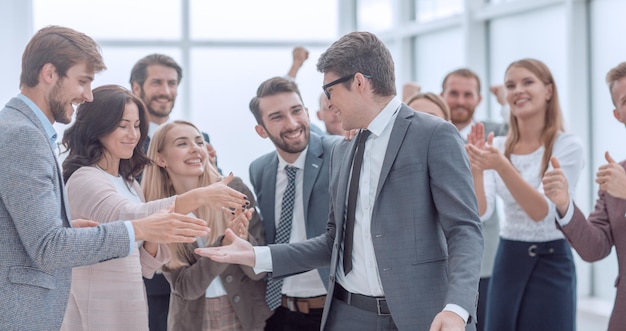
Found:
[286,298,297,312]
[376,298,390,315]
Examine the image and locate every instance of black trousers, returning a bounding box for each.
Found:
[264,306,323,331]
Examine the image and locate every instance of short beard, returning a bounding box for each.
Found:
[140,88,173,119]
[49,79,71,124]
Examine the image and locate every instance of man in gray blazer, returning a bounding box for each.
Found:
[248,77,339,330]
[197,32,483,330]
[440,68,507,331]
[0,26,209,330]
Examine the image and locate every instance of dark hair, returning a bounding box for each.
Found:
[317,31,396,97]
[62,85,151,183]
[441,68,482,94]
[20,25,106,88]
[249,76,304,125]
[129,54,183,88]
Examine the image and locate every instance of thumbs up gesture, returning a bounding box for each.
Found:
[542,156,570,216]
[596,151,626,199]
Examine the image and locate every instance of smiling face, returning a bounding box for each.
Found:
[133,64,178,124]
[156,123,207,181]
[255,91,310,163]
[317,93,345,135]
[47,62,95,124]
[505,66,553,121]
[99,101,141,165]
[441,74,481,128]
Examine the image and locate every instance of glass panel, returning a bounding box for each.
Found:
[189,47,326,185]
[357,0,393,32]
[190,0,337,41]
[414,29,463,96]
[32,0,181,40]
[416,0,463,23]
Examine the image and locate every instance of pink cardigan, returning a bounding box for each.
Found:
[61,166,175,331]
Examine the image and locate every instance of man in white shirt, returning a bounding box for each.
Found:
[197,32,483,331]
[247,76,339,330]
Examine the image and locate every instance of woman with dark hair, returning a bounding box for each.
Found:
[466,59,583,331]
[60,85,248,330]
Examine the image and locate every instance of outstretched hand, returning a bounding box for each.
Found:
[542,156,570,215]
[596,151,626,199]
[132,205,210,243]
[202,172,249,210]
[195,228,256,266]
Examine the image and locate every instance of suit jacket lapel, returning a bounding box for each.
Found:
[303,135,323,236]
[335,138,358,234]
[260,154,279,243]
[376,106,412,200]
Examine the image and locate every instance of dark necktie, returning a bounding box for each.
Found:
[343,129,370,275]
[265,165,298,310]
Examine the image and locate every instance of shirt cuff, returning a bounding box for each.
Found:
[444,304,469,324]
[123,221,135,256]
[253,246,273,274]
[556,198,575,226]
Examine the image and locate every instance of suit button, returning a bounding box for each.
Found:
[225,275,233,283]
[233,295,240,303]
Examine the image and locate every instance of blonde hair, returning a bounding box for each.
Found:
[504,59,564,176]
[142,120,226,269]
[606,62,626,106]
[406,92,451,121]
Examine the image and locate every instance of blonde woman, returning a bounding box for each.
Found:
[143,120,271,331]
[466,59,583,331]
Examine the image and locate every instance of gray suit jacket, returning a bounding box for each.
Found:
[249,132,339,287]
[0,97,131,330]
[270,105,483,330]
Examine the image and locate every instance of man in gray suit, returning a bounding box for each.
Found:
[197,32,483,330]
[248,77,339,330]
[440,68,507,331]
[0,26,210,330]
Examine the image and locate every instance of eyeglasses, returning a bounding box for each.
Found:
[322,73,372,100]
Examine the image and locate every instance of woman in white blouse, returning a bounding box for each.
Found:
[466,59,583,331]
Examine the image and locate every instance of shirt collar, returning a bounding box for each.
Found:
[277,145,309,171]
[366,96,402,137]
[17,93,58,150]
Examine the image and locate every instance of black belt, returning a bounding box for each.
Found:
[334,284,390,315]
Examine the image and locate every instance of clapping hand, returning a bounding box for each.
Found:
[465,122,502,172]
